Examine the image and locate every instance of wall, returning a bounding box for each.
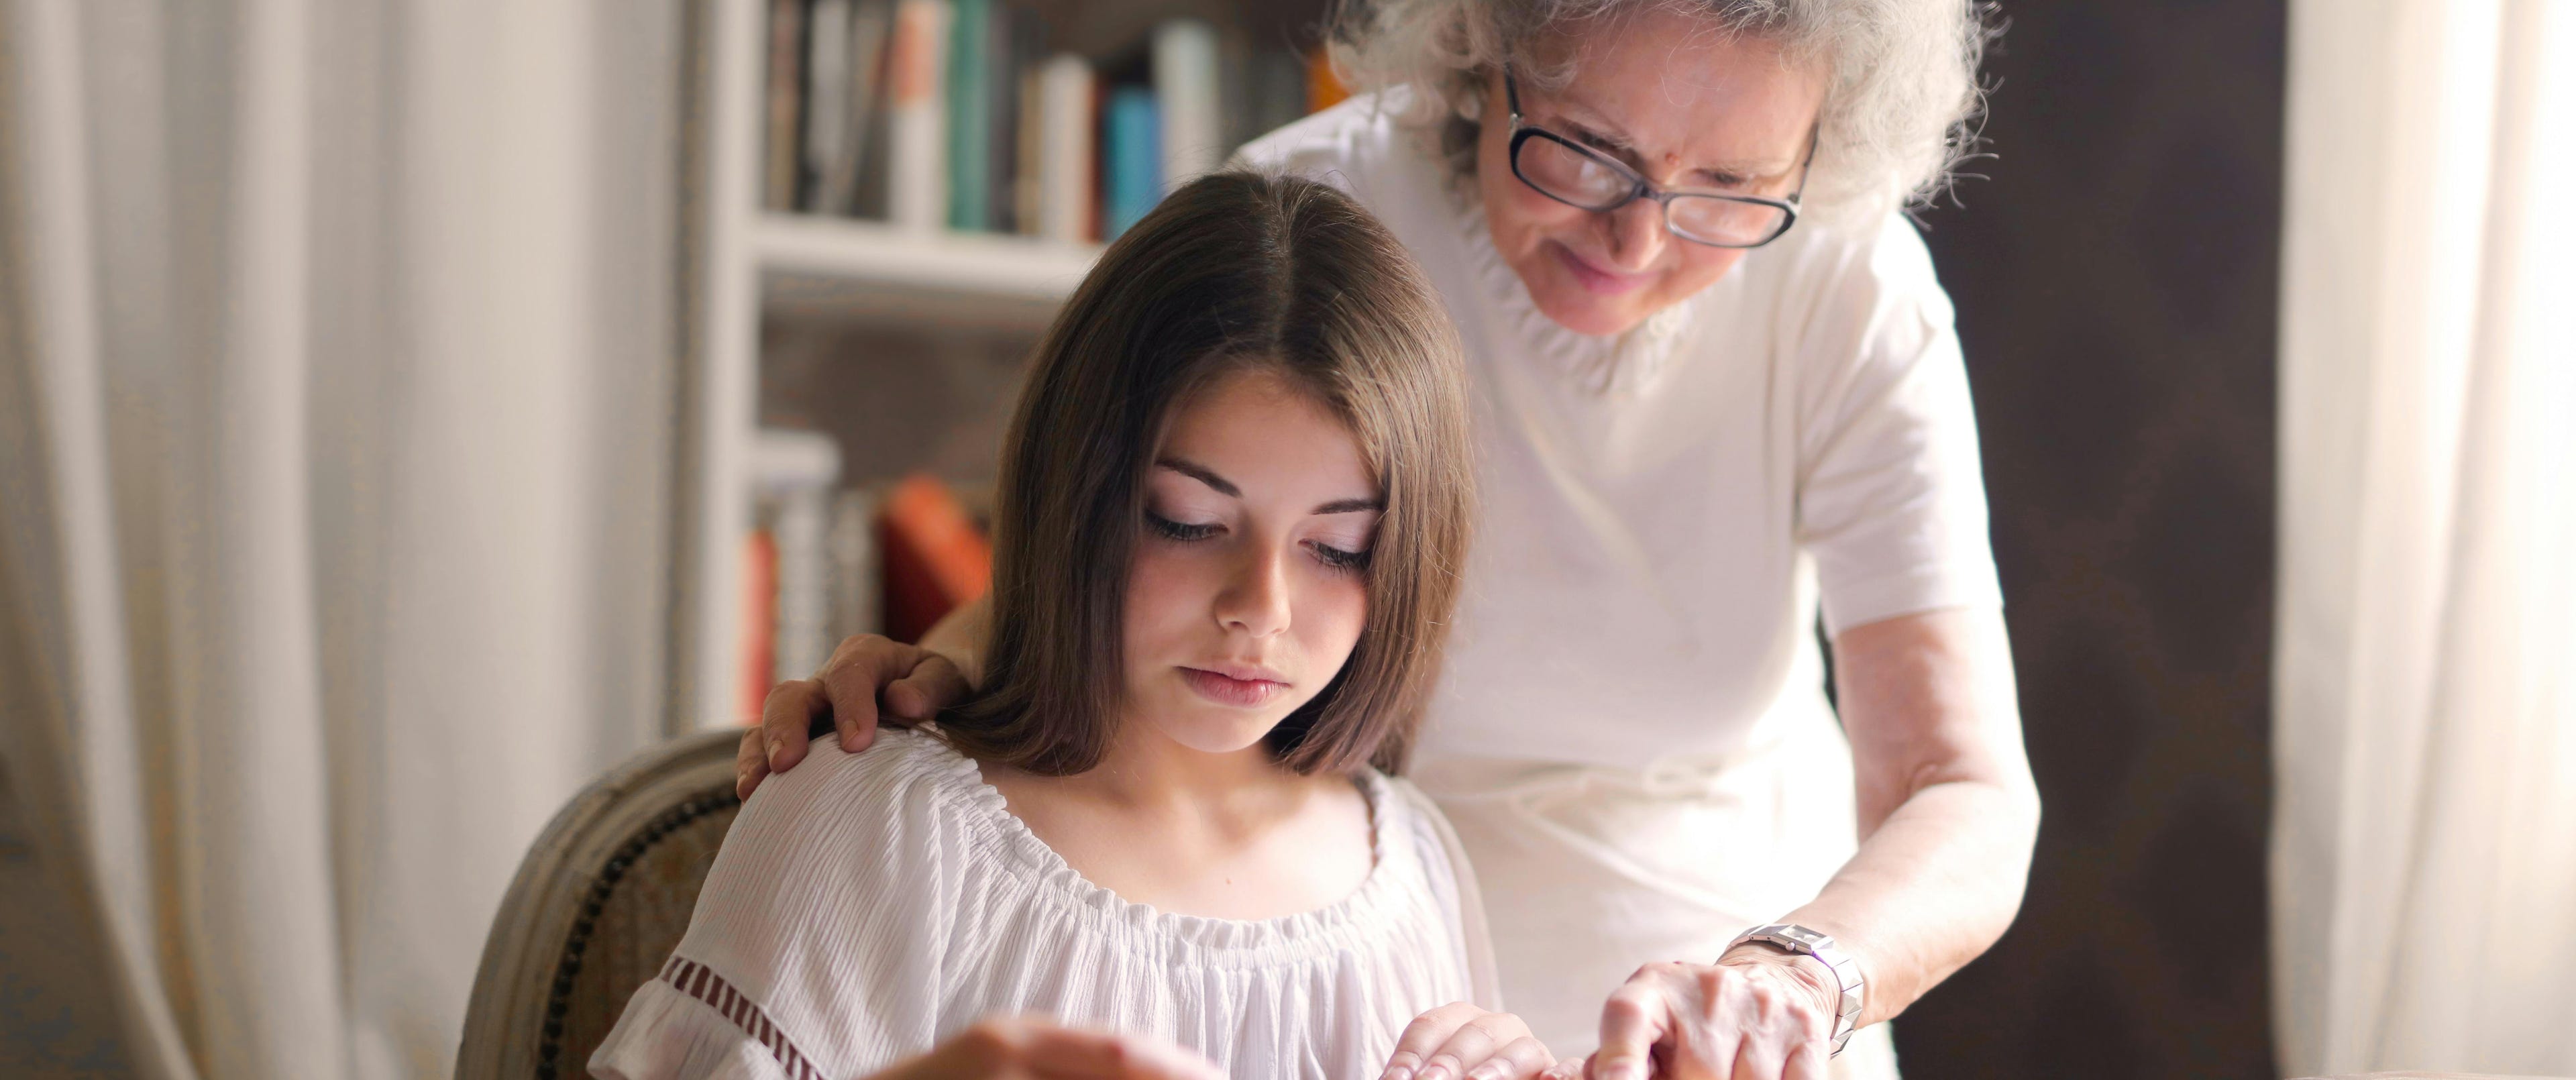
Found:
[1893,3,2286,1077]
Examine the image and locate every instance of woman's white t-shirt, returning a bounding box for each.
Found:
[589,731,1499,1080]
[1236,91,2002,1075]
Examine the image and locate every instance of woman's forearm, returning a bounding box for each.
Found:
[1770,771,2037,1024]
[1774,606,2039,1026]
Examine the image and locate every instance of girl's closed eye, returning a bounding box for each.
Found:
[1307,541,1371,574]
[1305,520,1377,574]
[1146,508,1222,541]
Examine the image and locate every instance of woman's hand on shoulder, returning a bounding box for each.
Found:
[735,633,972,799]
[1584,952,1838,1080]
[871,1016,1223,1080]
[1380,1003,1556,1080]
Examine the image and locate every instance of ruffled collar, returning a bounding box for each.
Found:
[910,730,1411,959]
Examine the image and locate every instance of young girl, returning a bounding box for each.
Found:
[591,172,1553,1080]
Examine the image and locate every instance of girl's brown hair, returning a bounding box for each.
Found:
[939,170,1474,777]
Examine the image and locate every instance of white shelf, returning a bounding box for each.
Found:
[753,214,1100,326]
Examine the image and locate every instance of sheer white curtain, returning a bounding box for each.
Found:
[2272,0,2576,1074]
[0,1,682,1077]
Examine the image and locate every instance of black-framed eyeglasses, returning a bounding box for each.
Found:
[1504,66,1815,250]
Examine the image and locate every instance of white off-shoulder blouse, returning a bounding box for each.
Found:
[590,730,1500,1080]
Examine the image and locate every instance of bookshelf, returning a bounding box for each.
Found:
[755,213,1099,327]
[672,0,1326,733]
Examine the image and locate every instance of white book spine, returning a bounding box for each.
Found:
[1152,19,1222,192]
[887,0,949,231]
[753,430,843,686]
[1036,54,1093,244]
[802,0,852,211]
[827,489,882,642]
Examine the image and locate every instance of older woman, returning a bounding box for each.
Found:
[747,3,2037,1079]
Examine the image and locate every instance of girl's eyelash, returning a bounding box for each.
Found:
[1146,511,1218,541]
[1148,509,1370,573]
[1309,541,1372,574]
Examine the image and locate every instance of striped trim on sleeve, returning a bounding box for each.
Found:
[659,955,826,1080]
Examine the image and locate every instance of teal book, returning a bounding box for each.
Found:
[1104,87,1160,238]
[944,0,991,231]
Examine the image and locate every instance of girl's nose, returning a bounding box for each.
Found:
[1214,545,1292,638]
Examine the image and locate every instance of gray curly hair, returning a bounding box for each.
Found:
[1328,0,1992,229]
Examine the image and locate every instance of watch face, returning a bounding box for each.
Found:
[1770,925,1827,950]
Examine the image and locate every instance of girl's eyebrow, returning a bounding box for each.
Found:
[1155,456,1238,496]
[1157,457,1383,515]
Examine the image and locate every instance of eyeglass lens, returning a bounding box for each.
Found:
[1514,134,1790,248]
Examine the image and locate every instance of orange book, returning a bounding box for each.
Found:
[739,530,779,725]
[878,474,994,644]
[1307,48,1349,115]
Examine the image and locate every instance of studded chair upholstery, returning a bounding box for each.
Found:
[457,729,746,1080]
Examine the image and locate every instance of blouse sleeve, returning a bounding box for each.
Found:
[1790,214,2004,637]
[1388,779,1504,1012]
[588,739,966,1080]
[590,977,795,1080]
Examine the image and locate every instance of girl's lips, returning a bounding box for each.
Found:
[1180,667,1288,708]
[1550,241,1654,296]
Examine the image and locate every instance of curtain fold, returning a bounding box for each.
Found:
[0,1,684,1076]
[2273,0,2576,1074]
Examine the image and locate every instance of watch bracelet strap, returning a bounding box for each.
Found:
[1727,923,1864,1056]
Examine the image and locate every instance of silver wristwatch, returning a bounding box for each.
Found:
[1727,923,1865,1056]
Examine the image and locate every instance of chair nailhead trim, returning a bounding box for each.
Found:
[539,784,741,1075]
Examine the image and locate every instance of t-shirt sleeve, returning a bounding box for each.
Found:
[1790,215,2004,637]
[588,741,963,1080]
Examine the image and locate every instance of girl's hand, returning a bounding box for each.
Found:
[1585,953,1837,1080]
[871,1016,1224,1080]
[736,633,971,798]
[1379,1002,1556,1080]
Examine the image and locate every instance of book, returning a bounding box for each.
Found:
[762,0,807,211]
[815,0,894,215]
[1104,86,1160,237]
[886,0,949,231]
[988,6,1042,233]
[944,0,992,231]
[848,1,897,218]
[739,530,777,724]
[878,474,993,645]
[802,0,853,212]
[1033,53,1095,243]
[828,487,883,645]
[1307,47,1349,115]
[1252,48,1308,145]
[1152,19,1222,192]
[753,429,844,690]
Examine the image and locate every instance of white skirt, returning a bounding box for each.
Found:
[1413,705,1899,1080]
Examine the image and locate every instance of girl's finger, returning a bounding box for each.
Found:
[1383,1002,1486,1080]
[1417,1016,1506,1080]
[1020,1027,1222,1080]
[1781,1040,1829,1080]
[1461,1035,1554,1080]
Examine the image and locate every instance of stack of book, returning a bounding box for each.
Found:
[764,0,1319,241]
[737,464,994,724]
